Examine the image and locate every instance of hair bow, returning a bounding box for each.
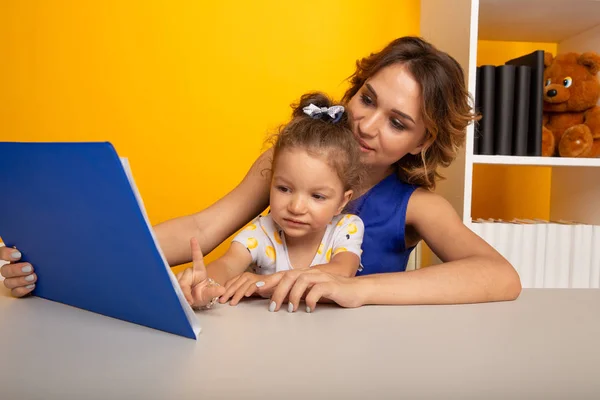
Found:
[302,103,345,123]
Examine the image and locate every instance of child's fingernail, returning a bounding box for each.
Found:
[26,284,35,290]
[287,302,294,313]
[269,301,276,312]
[11,251,21,260]
[21,265,32,273]
[306,306,311,313]
[25,275,35,282]
[256,281,265,288]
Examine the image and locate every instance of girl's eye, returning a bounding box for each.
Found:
[390,118,406,131]
[360,94,374,106]
[277,186,290,193]
[312,194,326,200]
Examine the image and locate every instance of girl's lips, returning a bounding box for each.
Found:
[283,218,308,225]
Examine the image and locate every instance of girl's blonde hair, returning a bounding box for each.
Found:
[267,92,363,193]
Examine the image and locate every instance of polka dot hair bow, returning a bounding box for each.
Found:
[302,103,345,123]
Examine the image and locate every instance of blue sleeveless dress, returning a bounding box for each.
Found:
[344,173,418,276]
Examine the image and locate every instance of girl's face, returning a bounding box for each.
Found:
[269,148,352,240]
[347,63,428,170]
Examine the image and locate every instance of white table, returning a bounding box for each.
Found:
[1,288,599,399]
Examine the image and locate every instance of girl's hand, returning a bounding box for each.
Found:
[267,269,366,312]
[220,271,284,306]
[176,238,225,309]
[0,246,37,297]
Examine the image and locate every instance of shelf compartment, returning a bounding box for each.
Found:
[472,155,600,167]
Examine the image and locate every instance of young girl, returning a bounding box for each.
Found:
[176,92,366,312]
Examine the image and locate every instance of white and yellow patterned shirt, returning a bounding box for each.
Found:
[232,214,364,275]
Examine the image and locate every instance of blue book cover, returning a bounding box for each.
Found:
[0,142,200,339]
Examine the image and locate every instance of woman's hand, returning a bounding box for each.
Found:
[219,271,284,306]
[262,269,366,312]
[176,238,226,309]
[0,246,37,297]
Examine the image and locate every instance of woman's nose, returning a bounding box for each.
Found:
[358,112,379,138]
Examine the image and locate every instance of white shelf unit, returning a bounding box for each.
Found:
[473,155,600,168]
[419,0,600,266]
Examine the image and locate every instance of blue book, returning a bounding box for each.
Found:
[0,142,200,339]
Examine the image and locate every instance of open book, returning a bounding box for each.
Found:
[0,142,200,339]
[120,157,201,338]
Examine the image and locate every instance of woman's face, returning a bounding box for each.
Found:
[347,63,428,169]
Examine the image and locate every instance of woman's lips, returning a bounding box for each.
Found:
[357,138,374,152]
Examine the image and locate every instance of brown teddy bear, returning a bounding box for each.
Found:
[542,51,600,157]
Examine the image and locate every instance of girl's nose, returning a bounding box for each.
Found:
[288,195,307,214]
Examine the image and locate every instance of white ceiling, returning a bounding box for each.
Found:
[478,0,600,42]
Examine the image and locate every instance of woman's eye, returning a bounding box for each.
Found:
[360,94,374,106]
[545,79,551,87]
[563,77,572,88]
[390,118,406,131]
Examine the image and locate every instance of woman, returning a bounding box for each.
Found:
[1,37,522,309]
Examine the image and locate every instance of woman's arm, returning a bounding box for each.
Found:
[358,189,522,305]
[154,149,273,266]
[266,189,521,312]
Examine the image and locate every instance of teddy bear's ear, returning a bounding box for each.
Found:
[544,52,554,67]
[577,52,600,75]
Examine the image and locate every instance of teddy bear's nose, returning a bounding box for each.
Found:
[547,89,558,97]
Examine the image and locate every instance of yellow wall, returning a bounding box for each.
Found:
[477,40,557,67]
[0,1,420,267]
[473,40,558,221]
